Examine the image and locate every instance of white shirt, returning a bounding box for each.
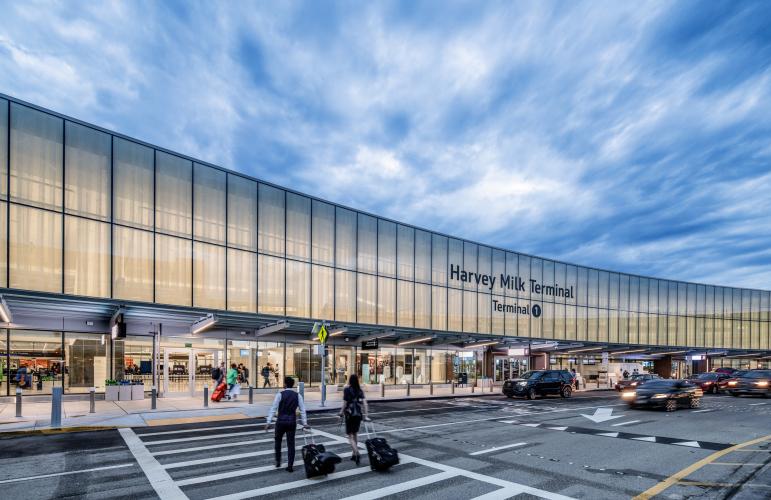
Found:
[266,391,308,426]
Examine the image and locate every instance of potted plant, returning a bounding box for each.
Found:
[131,380,145,400]
[105,379,119,401]
[118,380,132,401]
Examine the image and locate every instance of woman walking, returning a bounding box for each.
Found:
[339,374,369,465]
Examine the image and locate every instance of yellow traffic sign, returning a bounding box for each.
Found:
[317,324,328,344]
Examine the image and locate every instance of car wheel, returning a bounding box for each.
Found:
[665,399,677,412]
[506,394,514,399]
[561,386,572,398]
[689,397,701,409]
[527,388,536,400]
[730,391,739,397]
[711,385,718,395]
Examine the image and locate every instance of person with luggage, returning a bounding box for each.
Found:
[265,376,309,472]
[226,363,238,400]
[338,374,369,465]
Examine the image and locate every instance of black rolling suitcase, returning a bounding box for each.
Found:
[364,420,399,471]
[301,427,341,478]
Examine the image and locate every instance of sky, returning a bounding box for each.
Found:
[1,0,770,290]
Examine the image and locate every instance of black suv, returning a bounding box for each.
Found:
[503,370,575,399]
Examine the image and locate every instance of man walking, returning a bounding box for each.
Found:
[262,363,272,388]
[265,377,309,472]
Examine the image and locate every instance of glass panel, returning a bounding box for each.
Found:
[518,255,530,299]
[10,104,63,210]
[513,295,526,336]
[227,175,257,251]
[286,343,310,384]
[113,226,153,302]
[609,273,619,310]
[530,258,543,301]
[258,184,285,256]
[492,249,505,290]
[629,276,639,312]
[588,269,599,307]
[377,276,396,325]
[543,302,554,338]
[113,137,154,229]
[542,260,554,300]
[478,293,491,334]
[193,164,226,244]
[598,271,609,308]
[312,265,333,320]
[357,214,377,274]
[286,193,311,261]
[448,288,462,332]
[415,283,431,329]
[357,273,376,324]
[0,99,6,197]
[227,248,256,312]
[414,230,431,283]
[378,219,396,277]
[311,200,334,265]
[258,254,285,315]
[554,262,566,304]
[449,239,463,288]
[0,202,6,287]
[463,290,477,332]
[432,286,447,330]
[155,152,192,237]
[10,204,62,292]
[577,306,587,341]
[65,332,108,393]
[492,294,504,335]
[576,266,587,306]
[9,330,63,395]
[335,269,356,322]
[64,216,109,298]
[463,242,477,291]
[431,234,447,285]
[396,225,414,280]
[397,280,414,327]
[64,122,110,220]
[193,242,225,309]
[257,341,283,388]
[155,234,192,306]
[335,207,356,270]
[286,259,310,318]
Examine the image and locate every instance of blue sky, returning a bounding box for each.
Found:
[1,1,770,289]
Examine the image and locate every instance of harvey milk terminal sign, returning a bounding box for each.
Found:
[450,264,577,317]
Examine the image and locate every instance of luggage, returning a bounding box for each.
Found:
[211,382,227,402]
[364,420,399,471]
[302,428,341,478]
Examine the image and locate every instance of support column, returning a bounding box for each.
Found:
[653,356,672,378]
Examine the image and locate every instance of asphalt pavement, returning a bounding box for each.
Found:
[1,392,769,499]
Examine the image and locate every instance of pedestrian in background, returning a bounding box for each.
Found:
[339,374,369,465]
[265,376,309,472]
[226,363,238,400]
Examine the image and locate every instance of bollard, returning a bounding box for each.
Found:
[16,388,22,417]
[151,386,157,410]
[204,386,209,408]
[471,383,475,394]
[451,382,455,394]
[490,380,493,393]
[430,382,434,395]
[299,381,305,399]
[249,386,254,404]
[51,387,63,428]
[89,387,96,413]
[380,381,385,398]
[406,382,411,397]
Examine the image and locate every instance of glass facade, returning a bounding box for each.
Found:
[0,97,768,359]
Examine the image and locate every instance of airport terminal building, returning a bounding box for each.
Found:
[0,94,769,398]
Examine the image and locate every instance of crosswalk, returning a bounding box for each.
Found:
[121,420,576,500]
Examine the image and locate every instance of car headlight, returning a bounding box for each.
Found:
[621,391,636,399]
[518,382,527,386]
[651,393,668,399]
[630,382,638,386]
[728,381,737,386]
[754,381,769,387]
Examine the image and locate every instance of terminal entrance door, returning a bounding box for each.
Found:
[494,356,529,382]
[161,347,223,396]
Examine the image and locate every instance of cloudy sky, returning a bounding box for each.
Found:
[1,1,770,289]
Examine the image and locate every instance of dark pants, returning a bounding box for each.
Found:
[274,420,297,467]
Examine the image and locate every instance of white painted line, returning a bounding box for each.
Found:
[119,428,187,500]
[162,440,343,469]
[143,430,264,445]
[521,423,540,428]
[596,432,619,438]
[0,464,134,484]
[631,436,656,442]
[611,420,641,427]
[205,462,408,500]
[470,442,528,456]
[151,437,274,456]
[748,403,768,406]
[471,488,523,500]
[547,426,568,431]
[499,420,518,424]
[338,471,456,500]
[175,451,354,486]
[672,441,701,448]
[138,423,262,437]
[692,409,713,413]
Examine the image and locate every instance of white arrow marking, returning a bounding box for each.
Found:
[521,423,540,427]
[632,436,656,442]
[580,407,624,423]
[597,432,619,438]
[547,426,568,431]
[673,441,701,448]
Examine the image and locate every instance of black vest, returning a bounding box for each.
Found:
[277,389,299,424]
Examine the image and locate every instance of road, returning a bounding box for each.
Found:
[1,392,769,499]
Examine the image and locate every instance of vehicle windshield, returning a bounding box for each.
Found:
[630,374,647,380]
[520,371,544,380]
[742,371,771,379]
[640,380,676,388]
[695,373,718,380]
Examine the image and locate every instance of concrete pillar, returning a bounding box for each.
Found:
[654,356,672,378]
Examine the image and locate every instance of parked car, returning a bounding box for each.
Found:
[687,372,730,394]
[727,370,771,397]
[622,379,703,411]
[713,367,738,376]
[615,373,661,391]
[503,370,575,399]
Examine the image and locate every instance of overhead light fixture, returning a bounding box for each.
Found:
[468,340,500,348]
[191,313,218,335]
[653,350,688,355]
[611,349,647,355]
[358,330,395,343]
[0,295,12,323]
[255,320,289,337]
[564,346,605,354]
[398,336,434,346]
[329,327,348,337]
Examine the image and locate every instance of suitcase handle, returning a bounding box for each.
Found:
[302,425,316,446]
[363,418,377,438]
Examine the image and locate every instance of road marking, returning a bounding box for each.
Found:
[692,409,713,413]
[522,423,540,427]
[677,480,771,488]
[143,430,263,445]
[162,440,342,469]
[748,403,767,406]
[611,420,640,427]
[632,434,771,500]
[709,462,766,466]
[151,437,275,456]
[469,442,528,456]
[597,432,619,438]
[0,463,135,484]
[672,441,701,448]
[631,436,656,442]
[138,423,262,437]
[119,428,187,500]
[338,471,456,500]
[146,413,249,426]
[547,426,568,431]
[581,407,624,423]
